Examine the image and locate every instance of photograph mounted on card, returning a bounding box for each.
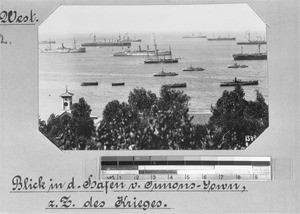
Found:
[38,4,268,151]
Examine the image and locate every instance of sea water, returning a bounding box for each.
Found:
[39,32,268,120]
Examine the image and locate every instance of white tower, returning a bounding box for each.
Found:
[60,86,74,112]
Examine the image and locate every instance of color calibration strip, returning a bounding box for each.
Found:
[100,156,271,181]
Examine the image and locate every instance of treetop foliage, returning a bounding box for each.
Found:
[40,85,268,150]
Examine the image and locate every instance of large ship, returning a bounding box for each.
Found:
[69,38,86,53]
[40,38,56,53]
[144,44,179,64]
[233,44,267,60]
[220,78,258,87]
[41,38,86,53]
[207,35,236,41]
[237,32,267,45]
[113,45,171,57]
[81,35,131,47]
[39,39,56,44]
[124,33,142,42]
[55,43,71,53]
[40,42,56,53]
[182,33,206,38]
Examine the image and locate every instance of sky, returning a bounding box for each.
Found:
[39,4,266,36]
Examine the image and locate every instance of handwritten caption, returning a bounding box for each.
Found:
[0,10,38,24]
[0,33,11,44]
[10,175,247,210]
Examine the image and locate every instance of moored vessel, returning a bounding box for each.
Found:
[227,63,248,68]
[81,82,98,86]
[183,65,205,71]
[220,78,258,86]
[182,33,206,38]
[69,38,86,53]
[163,83,187,88]
[112,82,125,86]
[40,38,56,53]
[81,35,131,47]
[207,35,236,41]
[233,44,267,60]
[113,45,170,57]
[55,43,70,53]
[236,32,267,45]
[144,44,179,64]
[153,68,178,77]
[40,39,56,44]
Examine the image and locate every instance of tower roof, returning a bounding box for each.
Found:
[60,86,74,98]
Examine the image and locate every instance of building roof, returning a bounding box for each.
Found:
[60,87,74,98]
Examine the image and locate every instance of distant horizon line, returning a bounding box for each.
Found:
[39,30,266,38]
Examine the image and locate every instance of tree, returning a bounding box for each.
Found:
[208,85,268,149]
[38,98,94,150]
[128,87,157,115]
[98,100,141,150]
[97,86,195,150]
[70,98,94,150]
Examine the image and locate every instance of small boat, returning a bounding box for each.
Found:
[163,83,187,88]
[153,68,178,77]
[227,63,248,68]
[183,65,205,71]
[112,82,125,86]
[220,78,258,87]
[81,82,98,86]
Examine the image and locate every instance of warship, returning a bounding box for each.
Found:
[220,78,258,86]
[237,32,267,45]
[182,33,206,38]
[233,44,267,60]
[81,35,131,47]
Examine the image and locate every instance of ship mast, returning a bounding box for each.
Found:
[247,31,251,42]
[48,38,52,50]
[147,45,150,60]
[154,37,159,60]
[169,45,173,59]
[73,37,76,49]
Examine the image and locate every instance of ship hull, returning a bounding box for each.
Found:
[237,41,267,45]
[163,83,187,88]
[145,59,178,64]
[82,42,131,47]
[81,82,98,86]
[182,36,206,39]
[207,38,236,41]
[233,53,267,60]
[69,47,86,53]
[220,81,258,87]
[112,82,125,86]
[114,50,171,57]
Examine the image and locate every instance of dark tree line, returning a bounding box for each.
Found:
[39,85,268,150]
